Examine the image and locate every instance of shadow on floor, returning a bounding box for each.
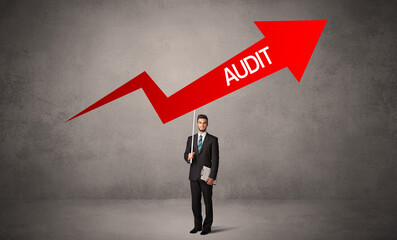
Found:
[211,226,238,233]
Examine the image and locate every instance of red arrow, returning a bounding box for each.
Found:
[66,20,326,124]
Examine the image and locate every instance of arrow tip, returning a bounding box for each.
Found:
[255,20,327,82]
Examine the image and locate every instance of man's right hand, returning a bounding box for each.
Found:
[188,152,195,161]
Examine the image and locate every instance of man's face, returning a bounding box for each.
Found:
[197,118,208,132]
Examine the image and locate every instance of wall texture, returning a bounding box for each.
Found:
[0,0,396,199]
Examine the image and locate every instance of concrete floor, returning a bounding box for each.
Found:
[0,199,396,240]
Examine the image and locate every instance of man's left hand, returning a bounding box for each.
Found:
[205,177,214,185]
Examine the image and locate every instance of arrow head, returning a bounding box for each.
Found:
[254,20,327,82]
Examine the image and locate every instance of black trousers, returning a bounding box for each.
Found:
[190,179,213,229]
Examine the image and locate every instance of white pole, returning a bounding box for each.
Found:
[190,110,196,164]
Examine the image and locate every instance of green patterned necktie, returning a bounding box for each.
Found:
[198,135,203,153]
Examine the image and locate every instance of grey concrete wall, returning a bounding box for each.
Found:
[0,0,395,199]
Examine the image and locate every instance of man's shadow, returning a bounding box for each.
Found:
[211,226,238,233]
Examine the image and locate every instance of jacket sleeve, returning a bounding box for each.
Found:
[184,136,196,164]
[209,137,219,180]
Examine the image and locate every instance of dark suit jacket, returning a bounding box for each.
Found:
[184,133,219,181]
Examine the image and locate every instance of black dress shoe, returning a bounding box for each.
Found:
[200,228,211,235]
[189,227,202,233]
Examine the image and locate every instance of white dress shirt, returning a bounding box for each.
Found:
[198,132,207,145]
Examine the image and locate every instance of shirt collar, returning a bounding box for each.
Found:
[198,132,207,138]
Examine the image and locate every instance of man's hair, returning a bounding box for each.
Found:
[197,114,208,122]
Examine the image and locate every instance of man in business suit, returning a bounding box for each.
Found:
[184,114,219,235]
